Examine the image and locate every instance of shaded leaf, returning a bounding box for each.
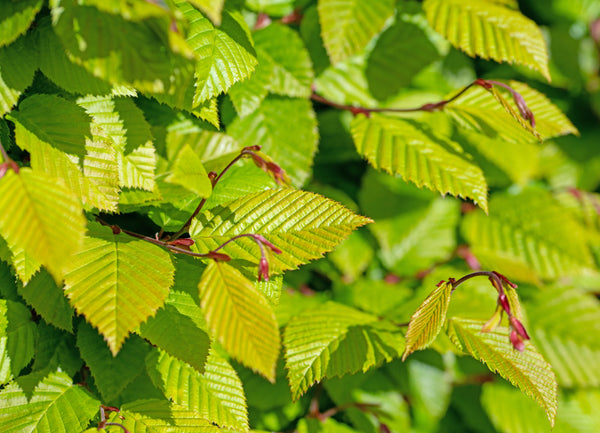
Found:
[402,281,454,360]
[351,114,488,211]
[423,0,550,80]
[0,300,36,385]
[284,301,403,400]
[448,317,557,426]
[198,261,280,381]
[0,32,37,116]
[0,0,42,47]
[0,169,86,280]
[0,370,99,433]
[64,222,175,354]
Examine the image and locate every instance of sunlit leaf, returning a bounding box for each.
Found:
[198,262,280,381]
[189,0,225,25]
[165,144,212,198]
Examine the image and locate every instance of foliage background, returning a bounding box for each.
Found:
[0,0,599,432]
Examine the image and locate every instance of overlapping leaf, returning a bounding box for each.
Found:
[189,0,225,25]
[146,349,249,431]
[448,317,557,426]
[175,0,257,105]
[0,33,37,116]
[423,0,550,80]
[461,188,597,283]
[284,301,404,400]
[63,222,175,354]
[0,370,99,433]
[164,144,212,197]
[0,0,42,47]
[402,281,454,360]
[228,97,318,186]
[0,169,86,280]
[190,189,372,275]
[318,0,395,63]
[0,300,36,385]
[198,262,280,381]
[351,114,488,211]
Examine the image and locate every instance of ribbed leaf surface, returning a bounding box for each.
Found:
[190,189,372,275]
[403,281,454,360]
[228,97,318,186]
[526,286,600,387]
[318,0,395,63]
[315,56,377,107]
[423,0,550,80]
[351,114,488,211]
[176,1,257,105]
[77,321,150,402]
[198,262,280,381]
[284,301,403,400]
[0,300,36,385]
[118,143,157,191]
[0,0,42,47]
[448,317,557,426]
[18,270,73,332]
[0,33,37,116]
[146,349,248,431]
[107,399,225,432]
[0,169,85,280]
[0,370,99,433]
[63,223,175,354]
[462,189,596,283]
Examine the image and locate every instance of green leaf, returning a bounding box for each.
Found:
[228,97,318,186]
[0,300,36,385]
[63,222,175,354]
[138,303,211,374]
[461,188,597,283]
[37,18,112,96]
[0,370,99,433]
[448,317,557,426]
[18,269,74,332]
[0,0,42,47]
[351,114,488,212]
[118,143,157,191]
[77,321,150,402]
[284,301,403,400]
[0,32,37,116]
[188,0,225,25]
[423,0,551,80]
[314,54,376,107]
[51,0,195,103]
[146,348,249,431]
[175,1,257,105]
[318,0,395,63]
[298,417,361,433]
[165,144,212,198]
[190,189,372,276]
[9,94,91,158]
[0,169,86,280]
[105,399,225,432]
[31,322,82,378]
[526,286,600,387]
[10,248,41,285]
[402,281,453,360]
[366,20,440,101]
[198,262,280,381]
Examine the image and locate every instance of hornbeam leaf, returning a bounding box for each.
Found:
[146,349,249,431]
[9,94,91,158]
[0,32,37,116]
[18,269,74,332]
[189,189,372,276]
[318,0,395,63]
[64,222,175,354]
[0,169,86,280]
[188,0,225,25]
[284,301,403,400]
[118,143,157,191]
[0,300,36,385]
[198,262,280,381]
[402,281,454,360]
[77,322,150,402]
[105,399,225,432]
[165,144,212,198]
[423,0,551,80]
[351,114,488,212]
[448,317,557,427]
[228,97,318,186]
[0,0,42,47]
[461,188,596,283]
[0,370,99,433]
[175,0,258,105]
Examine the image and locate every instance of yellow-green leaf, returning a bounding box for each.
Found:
[403,281,454,360]
[0,169,85,280]
[198,261,280,382]
[165,144,212,198]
